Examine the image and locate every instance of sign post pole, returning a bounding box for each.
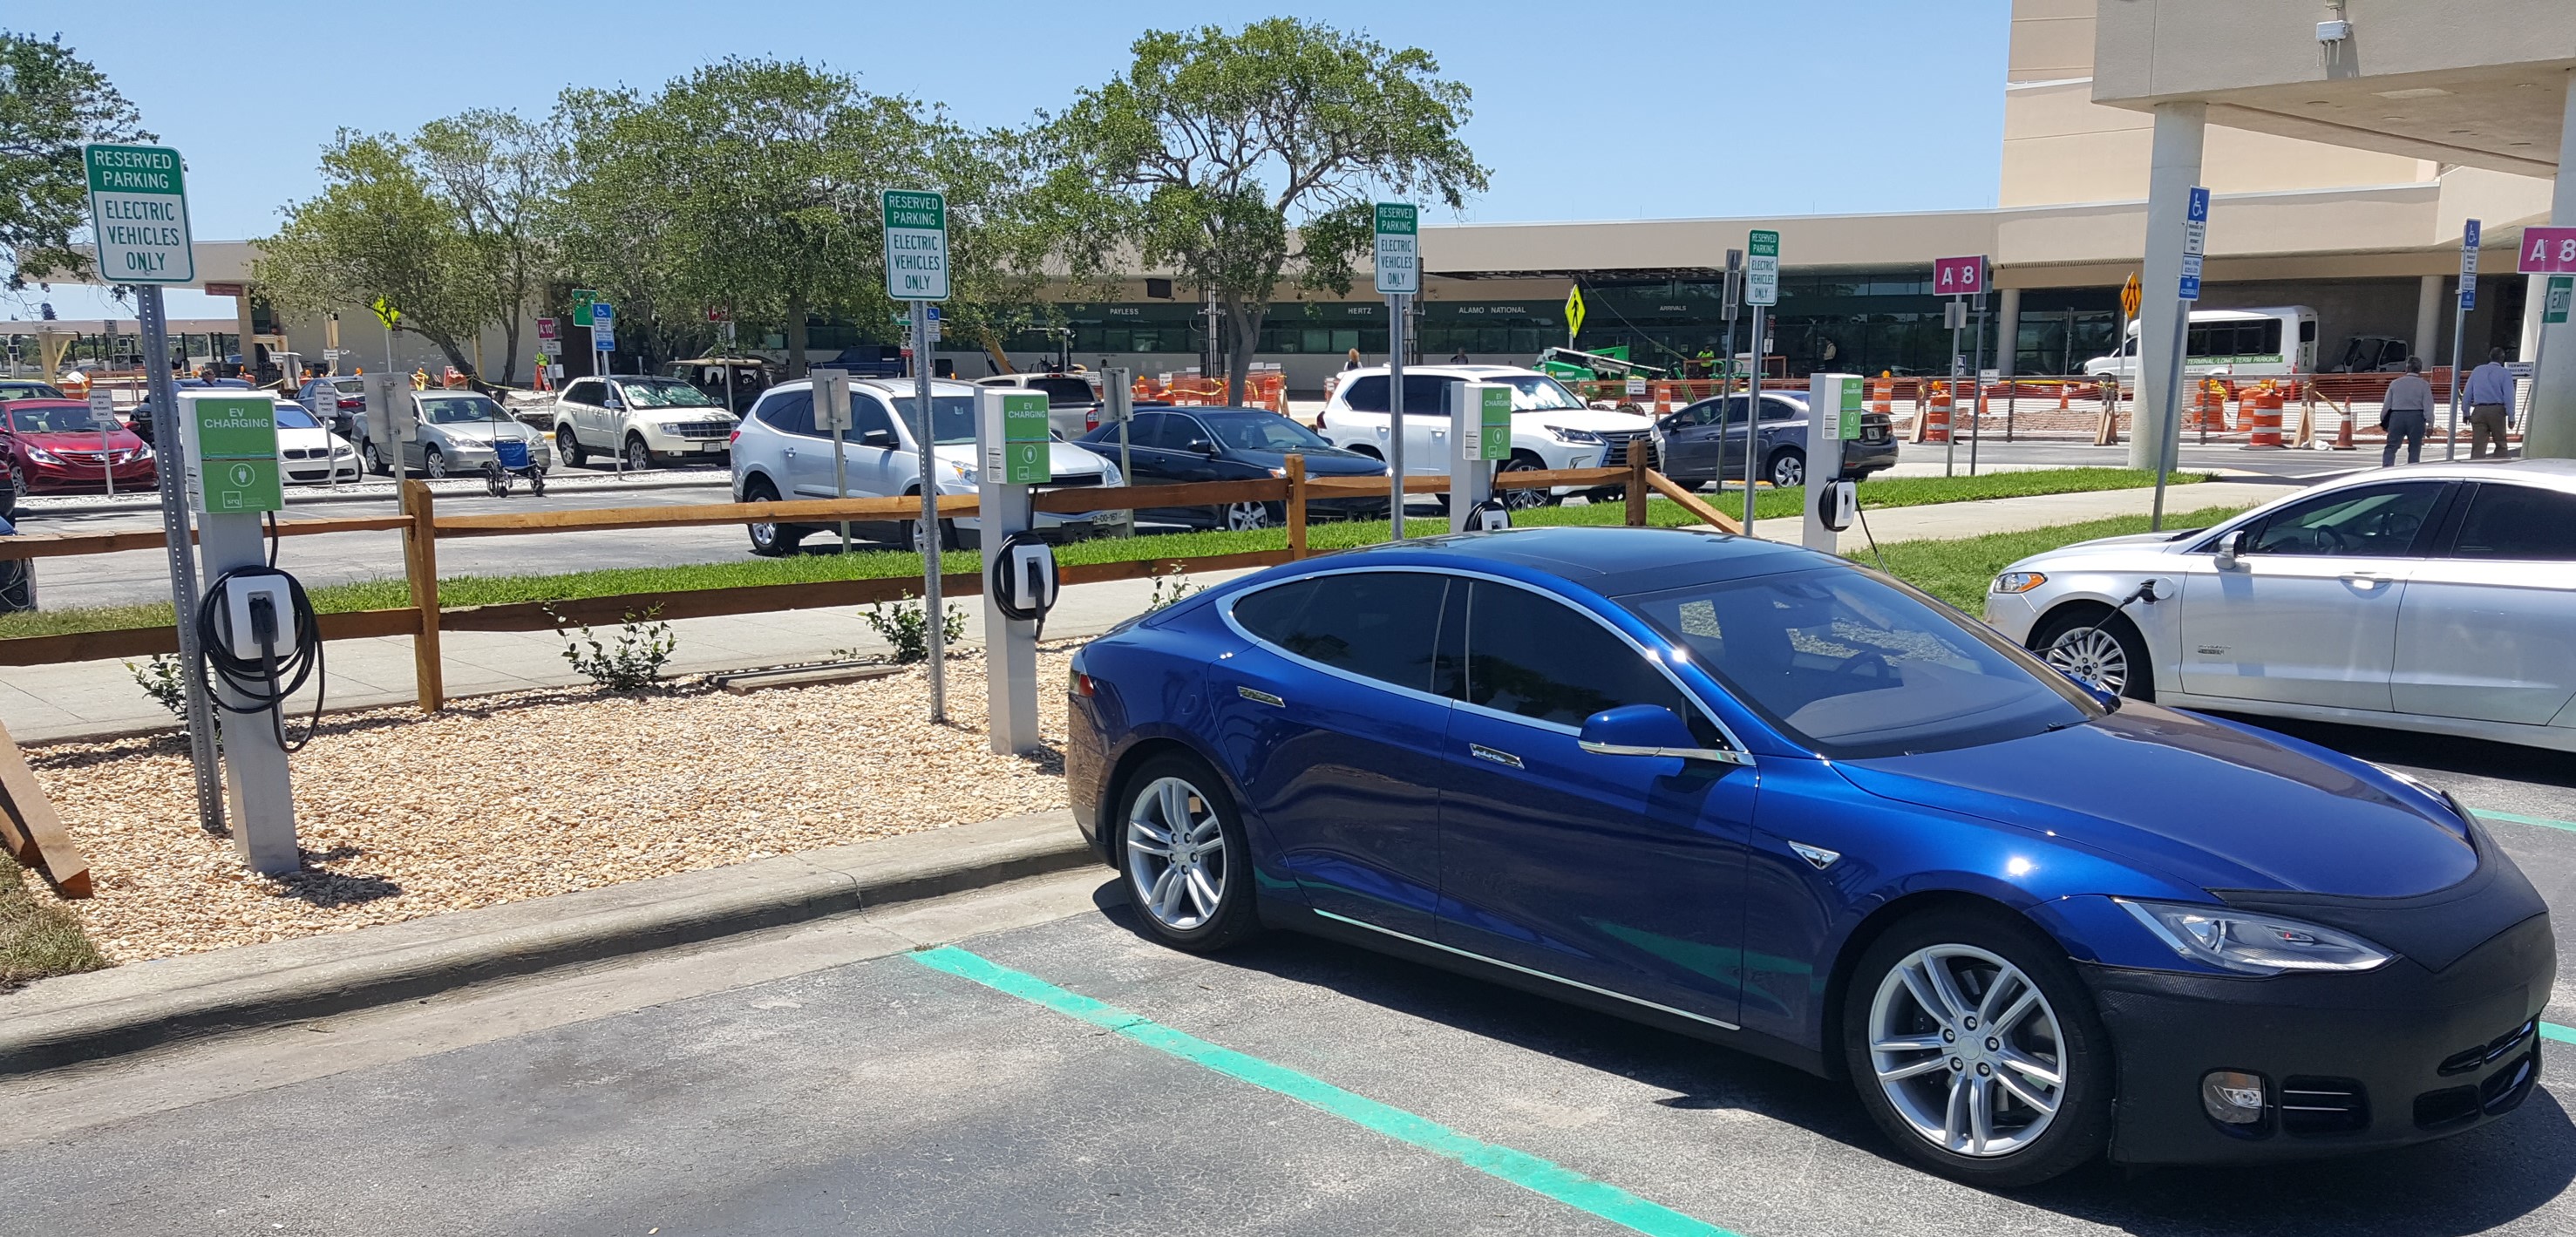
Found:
[590,300,618,479]
[1376,204,1418,540]
[2152,186,2210,532]
[2450,219,2480,459]
[1744,230,1779,536]
[884,188,951,722]
[87,141,222,833]
[1934,256,1989,480]
[1716,249,1741,504]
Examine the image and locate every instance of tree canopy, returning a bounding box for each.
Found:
[1039,19,1487,395]
[0,31,151,289]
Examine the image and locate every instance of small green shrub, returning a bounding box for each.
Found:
[126,652,189,720]
[550,605,677,692]
[862,595,968,663]
[1146,566,1205,610]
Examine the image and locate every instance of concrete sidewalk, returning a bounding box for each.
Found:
[0,479,2288,744]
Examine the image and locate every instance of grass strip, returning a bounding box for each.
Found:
[1849,504,2253,612]
[0,852,106,989]
[0,468,2207,639]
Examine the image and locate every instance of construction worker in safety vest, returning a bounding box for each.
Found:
[411,366,430,391]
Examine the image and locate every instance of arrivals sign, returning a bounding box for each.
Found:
[83,144,194,284]
[1933,255,1986,297]
[882,189,949,300]
[1374,202,1420,296]
[1746,230,1779,306]
[2518,226,2576,274]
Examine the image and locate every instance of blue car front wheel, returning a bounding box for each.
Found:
[1118,753,1259,951]
[1845,907,2113,1187]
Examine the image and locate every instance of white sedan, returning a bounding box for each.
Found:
[274,400,363,486]
[1983,459,2576,751]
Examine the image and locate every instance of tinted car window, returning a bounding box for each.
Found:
[1339,375,1452,414]
[1622,567,2095,759]
[757,390,816,437]
[1759,398,1802,423]
[560,378,602,406]
[2245,481,2441,557]
[850,397,896,442]
[2450,484,2576,561]
[1232,571,1451,694]
[1204,413,1334,452]
[1459,580,1704,732]
[1030,377,1095,404]
[1127,411,1179,450]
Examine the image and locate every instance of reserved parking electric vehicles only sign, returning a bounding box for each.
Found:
[84,143,194,284]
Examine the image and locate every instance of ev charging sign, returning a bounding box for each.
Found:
[181,393,283,513]
[985,391,1051,485]
[1463,383,1512,461]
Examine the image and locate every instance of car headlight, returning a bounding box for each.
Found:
[948,459,978,484]
[1540,424,1602,445]
[333,445,355,458]
[24,445,60,465]
[2117,899,2392,975]
[1991,571,2048,595]
[133,444,153,461]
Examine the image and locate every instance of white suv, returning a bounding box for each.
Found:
[1315,365,1654,506]
[551,375,739,471]
[730,377,1123,554]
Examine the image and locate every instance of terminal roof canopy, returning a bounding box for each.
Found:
[2090,0,2576,178]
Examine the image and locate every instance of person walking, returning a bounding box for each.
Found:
[2382,357,2432,466]
[1449,345,1470,364]
[2463,346,2517,459]
[1343,348,1362,371]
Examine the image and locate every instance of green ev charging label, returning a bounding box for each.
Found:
[191,396,283,513]
[1477,384,1512,461]
[1001,391,1050,485]
[1840,379,1864,440]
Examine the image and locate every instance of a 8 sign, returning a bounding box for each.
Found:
[2518,227,2576,274]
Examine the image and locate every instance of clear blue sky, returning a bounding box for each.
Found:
[18,0,2008,320]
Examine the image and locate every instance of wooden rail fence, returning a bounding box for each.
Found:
[0,455,1737,711]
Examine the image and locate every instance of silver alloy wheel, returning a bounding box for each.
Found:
[1225,500,1271,531]
[2043,626,2128,695]
[1867,944,2067,1159]
[1770,451,1805,487]
[422,446,447,479]
[626,437,650,471]
[750,520,780,552]
[556,428,580,466]
[1125,775,1228,931]
[905,517,937,554]
[1499,459,1545,509]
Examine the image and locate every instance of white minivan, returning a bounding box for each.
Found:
[1314,365,1655,506]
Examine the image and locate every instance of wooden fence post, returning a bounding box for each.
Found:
[401,480,445,711]
[1626,449,1649,527]
[1284,452,1308,560]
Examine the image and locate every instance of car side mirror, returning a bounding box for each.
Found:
[2214,528,2249,570]
[1187,438,1217,455]
[860,428,896,448]
[1576,703,1743,765]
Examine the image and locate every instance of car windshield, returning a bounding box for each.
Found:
[0,383,65,401]
[888,394,979,445]
[6,405,107,433]
[616,379,721,409]
[274,405,322,430]
[1201,413,1332,452]
[1620,567,2099,759]
[418,395,508,425]
[1490,375,1588,411]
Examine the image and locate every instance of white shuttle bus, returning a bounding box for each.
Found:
[2083,306,2318,382]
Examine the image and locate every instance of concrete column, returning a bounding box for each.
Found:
[2414,274,2445,364]
[2131,102,2206,471]
[2530,71,2576,459]
[1995,287,2022,378]
[2521,276,2543,362]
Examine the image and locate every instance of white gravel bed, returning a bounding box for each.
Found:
[24,646,1074,964]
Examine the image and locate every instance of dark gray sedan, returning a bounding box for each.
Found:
[1655,392,1898,488]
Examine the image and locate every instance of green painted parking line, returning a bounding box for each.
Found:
[2475,809,2576,835]
[2545,1023,2576,1046]
[907,944,1740,1237]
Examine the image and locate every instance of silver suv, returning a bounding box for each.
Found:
[731,377,1122,555]
[552,375,738,471]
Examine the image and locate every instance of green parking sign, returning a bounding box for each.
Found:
[188,396,283,513]
[1002,392,1050,485]
[1477,384,1512,461]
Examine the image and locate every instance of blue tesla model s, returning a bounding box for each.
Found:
[1064,526,2552,1186]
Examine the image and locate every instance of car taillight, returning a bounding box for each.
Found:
[1086,408,1099,431]
[340,398,363,410]
[728,428,741,444]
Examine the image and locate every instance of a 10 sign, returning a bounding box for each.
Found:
[2518,226,2576,274]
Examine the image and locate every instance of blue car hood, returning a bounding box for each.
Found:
[1837,705,2477,898]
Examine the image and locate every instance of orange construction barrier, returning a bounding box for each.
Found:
[1921,382,1954,443]
[1871,372,1893,416]
[1649,380,1675,415]
[2245,382,2285,447]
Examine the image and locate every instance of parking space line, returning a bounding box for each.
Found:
[2476,808,2576,836]
[907,945,1743,1237]
[2545,1023,2576,1046]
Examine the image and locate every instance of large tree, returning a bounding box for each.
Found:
[1041,19,1486,396]
[0,31,152,289]
[255,120,561,385]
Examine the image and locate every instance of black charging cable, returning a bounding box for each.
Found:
[196,561,327,752]
[989,529,1060,642]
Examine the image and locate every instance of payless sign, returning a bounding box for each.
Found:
[988,391,1050,485]
[883,189,949,301]
[84,144,194,283]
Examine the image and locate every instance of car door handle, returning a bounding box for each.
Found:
[2341,572,2389,589]
[1469,743,1523,770]
[784,447,796,458]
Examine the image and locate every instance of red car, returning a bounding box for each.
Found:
[3,399,157,497]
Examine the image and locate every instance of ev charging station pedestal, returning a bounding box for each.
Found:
[1803,373,1865,554]
[978,388,1056,755]
[1448,381,1513,534]
[176,390,301,873]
